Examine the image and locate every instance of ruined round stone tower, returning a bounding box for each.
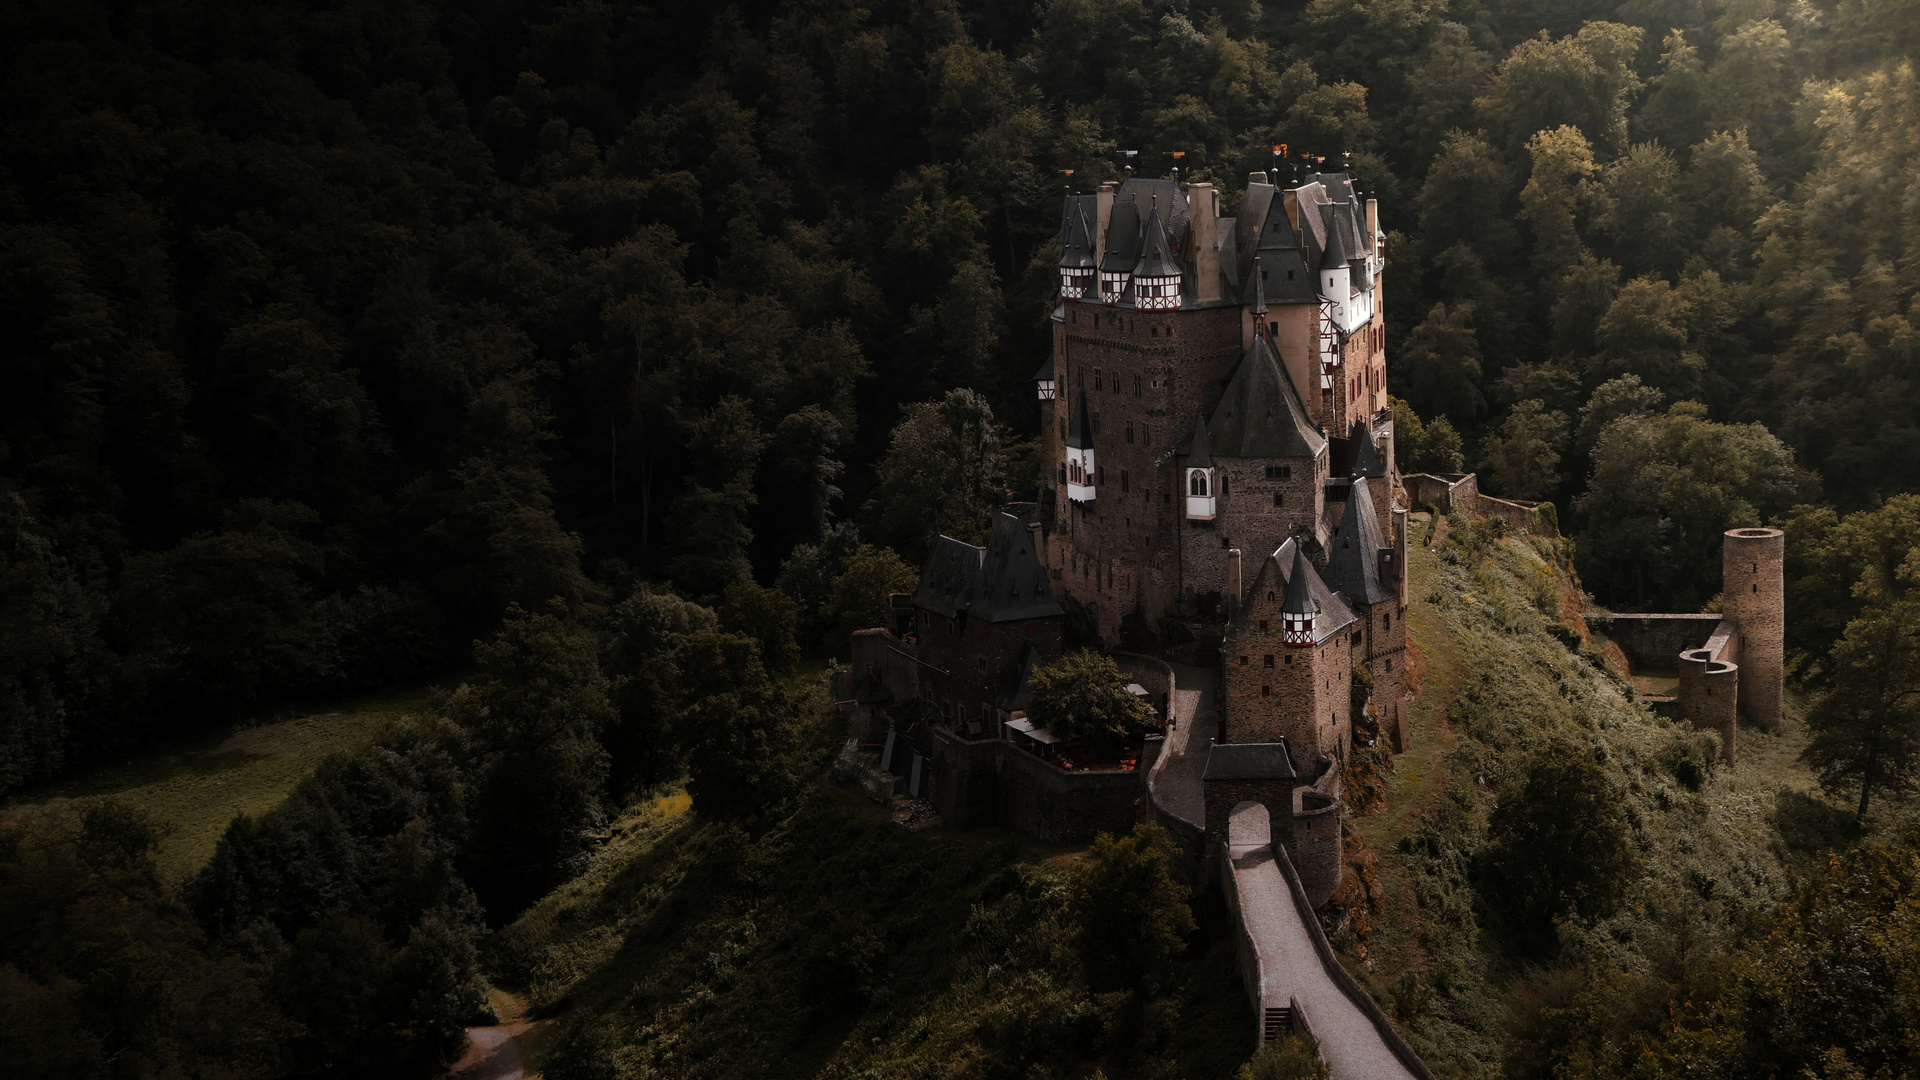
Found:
[1722,527,1784,729]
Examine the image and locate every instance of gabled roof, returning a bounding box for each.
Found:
[1132,202,1180,279]
[1209,337,1326,461]
[966,513,1064,622]
[1033,354,1054,382]
[1324,478,1395,605]
[913,513,1064,625]
[1066,390,1094,449]
[1185,413,1212,468]
[913,536,982,618]
[1203,741,1296,781]
[1349,419,1386,478]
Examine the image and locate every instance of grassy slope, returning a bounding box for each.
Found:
[0,685,432,881]
[1338,514,1849,1078]
[503,786,1253,1080]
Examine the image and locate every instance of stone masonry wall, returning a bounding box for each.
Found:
[1590,613,1722,670]
[1722,527,1784,730]
[926,726,1144,843]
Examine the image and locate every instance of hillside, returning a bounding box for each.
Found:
[1335,512,1845,1076]
[493,790,1252,1080]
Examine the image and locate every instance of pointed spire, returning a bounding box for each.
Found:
[1318,212,1349,271]
[1282,547,1318,616]
[1066,390,1094,449]
[1252,255,1268,318]
[1280,547,1321,648]
[1325,477,1393,605]
[1349,419,1386,478]
[1186,413,1212,468]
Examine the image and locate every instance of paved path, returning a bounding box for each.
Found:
[1231,850,1418,1079]
[1152,661,1217,826]
[446,1023,532,1080]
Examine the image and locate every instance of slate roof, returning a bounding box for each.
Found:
[912,513,1064,625]
[1324,477,1395,605]
[1209,336,1326,461]
[1203,741,1297,780]
[1058,197,1097,269]
[1185,413,1213,468]
[1000,643,1044,711]
[966,513,1064,621]
[1132,202,1180,279]
[1067,390,1094,450]
[913,536,983,619]
[1245,537,1356,645]
[1033,354,1054,383]
[1317,207,1349,271]
[1349,419,1386,478]
[1282,546,1319,616]
[1099,200,1141,274]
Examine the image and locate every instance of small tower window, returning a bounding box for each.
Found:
[1093,367,1103,390]
[1273,492,1285,507]
[1134,374,1143,397]
[1121,469,1131,492]
[1126,421,1135,443]
[1264,655,1274,668]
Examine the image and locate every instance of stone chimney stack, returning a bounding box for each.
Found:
[1248,171,1268,185]
[1366,198,1379,259]
[1190,182,1222,303]
[1095,182,1115,267]
[1227,547,1243,619]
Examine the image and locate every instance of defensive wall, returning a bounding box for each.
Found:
[1402,473,1558,537]
[924,726,1150,843]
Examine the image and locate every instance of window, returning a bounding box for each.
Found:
[1258,619,1269,632]
[1093,367,1103,390]
[1059,464,1067,485]
[1142,423,1150,444]
[1134,374,1142,396]
[1268,321,1278,338]
[1121,469,1130,492]
[1383,613,1391,631]
[1097,466,1104,485]
[1262,685,1271,697]
[1189,471,1208,496]
[1126,420,1134,443]
[1264,655,1274,668]
[1239,655,1248,666]
[977,657,987,673]
[1273,492,1284,507]
[1264,465,1292,480]
[1286,270,1295,280]
[1026,621,1036,636]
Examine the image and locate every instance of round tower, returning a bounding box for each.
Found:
[1722,527,1784,730]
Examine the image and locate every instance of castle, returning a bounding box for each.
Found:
[848,170,1408,903]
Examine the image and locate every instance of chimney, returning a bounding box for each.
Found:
[1226,547,1243,618]
[1283,189,1301,236]
[1248,171,1268,185]
[1393,506,1408,601]
[1366,198,1380,260]
[1027,521,1047,564]
[1095,182,1116,267]
[1190,182,1221,303]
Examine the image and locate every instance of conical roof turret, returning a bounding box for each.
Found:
[1318,212,1350,272]
[1059,205,1096,269]
[1066,390,1094,449]
[1349,419,1386,478]
[1186,413,1212,468]
[1132,199,1180,279]
[1282,546,1319,617]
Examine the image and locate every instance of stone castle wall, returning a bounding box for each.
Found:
[1722,527,1784,729]
[926,726,1147,843]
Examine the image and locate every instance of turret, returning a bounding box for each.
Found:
[1033,356,1056,401]
[1280,547,1318,647]
[1184,414,1216,521]
[1132,199,1183,311]
[1065,390,1096,503]
[1317,216,1351,333]
[1098,199,1140,305]
[1058,204,1096,300]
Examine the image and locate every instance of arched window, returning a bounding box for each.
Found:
[1189,470,1209,496]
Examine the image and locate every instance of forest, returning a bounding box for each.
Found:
[6,0,1920,1075]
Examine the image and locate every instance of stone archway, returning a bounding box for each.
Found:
[1227,800,1272,858]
